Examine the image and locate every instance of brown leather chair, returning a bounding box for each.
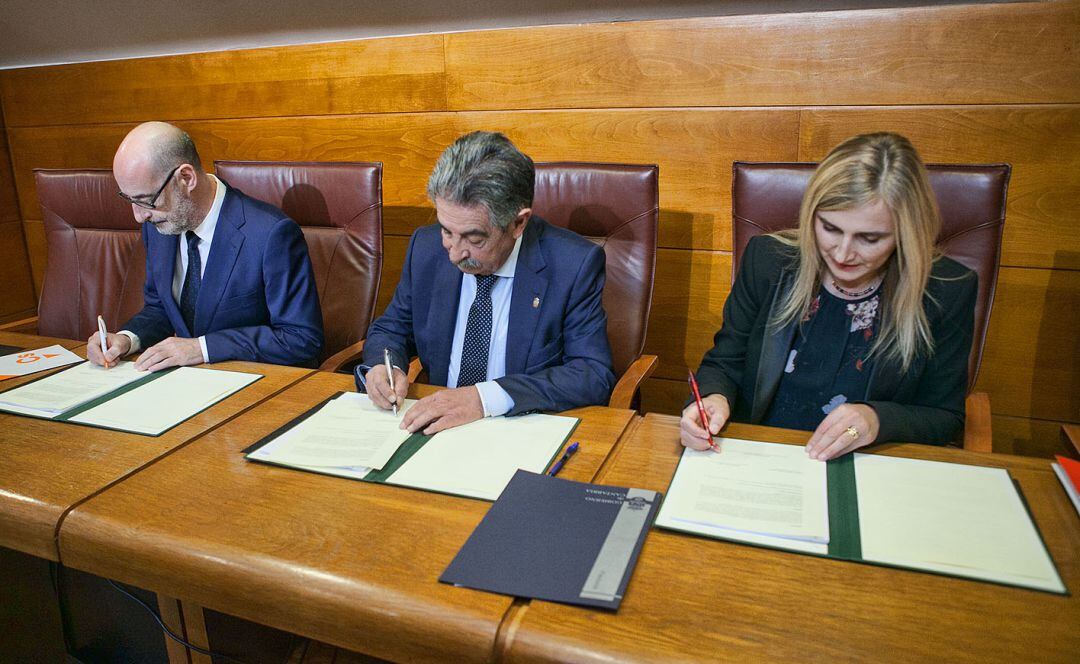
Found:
[0,169,145,340]
[533,162,659,409]
[731,162,1010,453]
[214,161,383,371]
[405,162,660,409]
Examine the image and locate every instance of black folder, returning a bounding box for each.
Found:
[440,469,660,610]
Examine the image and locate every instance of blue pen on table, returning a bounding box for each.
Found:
[548,442,580,477]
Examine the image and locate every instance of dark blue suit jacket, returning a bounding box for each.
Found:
[363,216,615,415]
[123,185,324,367]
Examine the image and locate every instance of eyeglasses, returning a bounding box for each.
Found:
[117,165,181,210]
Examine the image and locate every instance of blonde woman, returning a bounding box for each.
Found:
[682,133,977,460]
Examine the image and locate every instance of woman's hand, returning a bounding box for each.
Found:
[806,403,880,461]
[680,394,730,450]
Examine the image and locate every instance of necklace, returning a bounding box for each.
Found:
[831,277,881,298]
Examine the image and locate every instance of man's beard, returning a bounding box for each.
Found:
[152,195,200,235]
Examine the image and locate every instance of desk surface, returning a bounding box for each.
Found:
[0,343,311,560]
[504,413,1080,663]
[59,371,636,664]
[0,330,85,353]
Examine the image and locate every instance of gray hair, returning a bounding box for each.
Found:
[426,131,534,229]
[151,127,203,177]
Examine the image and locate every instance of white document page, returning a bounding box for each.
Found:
[68,366,259,435]
[655,438,830,553]
[0,344,83,379]
[0,360,147,417]
[855,454,1066,593]
[249,392,416,470]
[384,413,577,501]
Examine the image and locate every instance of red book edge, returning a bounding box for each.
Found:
[1054,455,1080,491]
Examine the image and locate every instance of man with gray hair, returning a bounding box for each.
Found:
[88,121,323,370]
[360,131,615,433]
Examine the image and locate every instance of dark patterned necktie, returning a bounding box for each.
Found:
[457,274,497,387]
[179,231,201,334]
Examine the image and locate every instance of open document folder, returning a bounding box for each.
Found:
[656,438,1066,594]
[245,392,579,501]
[0,361,260,436]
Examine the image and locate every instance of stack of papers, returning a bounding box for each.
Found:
[248,392,417,471]
[657,439,829,554]
[0,361,148,417]
[0,361,261,436]
[247,392,579,501]
[656,438,1066,593]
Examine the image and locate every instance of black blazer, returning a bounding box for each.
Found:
[694,235,977,445]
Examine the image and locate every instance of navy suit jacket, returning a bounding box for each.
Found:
[123,185,324,367]
[363,216,615,415]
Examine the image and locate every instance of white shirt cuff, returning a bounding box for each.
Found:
[198,336,209,364]
[117,330,141,355]
[475,380,514,418]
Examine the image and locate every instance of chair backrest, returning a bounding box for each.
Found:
[731,162,1010,388]
[214,161,383,364]
[33,169,146,340]
[533,162,659,378]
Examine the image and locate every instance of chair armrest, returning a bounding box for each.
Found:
[407,357,424,384]
[0,315,39,334]
[608,354,658,410]
[318,339,366,373]
[962,391,993,453]
[1061,424,1080,458]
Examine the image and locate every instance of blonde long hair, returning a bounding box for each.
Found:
[772,132,940,371]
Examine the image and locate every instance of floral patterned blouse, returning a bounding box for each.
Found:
[761,287,881,431]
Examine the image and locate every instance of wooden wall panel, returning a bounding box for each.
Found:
[22,220,45,296]
[991,415,1075,459]
[454,109,799,251]
[0,117,21,224]
[0,35,447,127]
[799,106,1080,270]
[644,248,731,382]
[975,266,1079,424]
[8,110,799,252]
[446,2,1080,110]
[0,104,37,319]
[3,2,1076,455]
[0,221,36,319]
[8,114,459,231]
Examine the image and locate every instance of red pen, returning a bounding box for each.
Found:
[688,370,719,452]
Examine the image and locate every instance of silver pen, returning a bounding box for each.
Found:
[383,348,398,416]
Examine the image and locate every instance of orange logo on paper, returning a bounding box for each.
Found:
[15,352,41,364]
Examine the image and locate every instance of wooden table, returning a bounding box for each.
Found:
[58,371,637,663]
[0,348,312,560]
[502,413,1080,663]
[0,330,84,352]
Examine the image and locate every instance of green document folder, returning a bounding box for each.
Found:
[0,361,261,436]
[656,441,1067,595]
[244,392,579,501]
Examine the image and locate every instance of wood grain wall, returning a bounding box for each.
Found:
[1,1,1077,456]
[0,104,37,323]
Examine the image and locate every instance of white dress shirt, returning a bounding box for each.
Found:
[446,235,522,417]
[120,175,227,362]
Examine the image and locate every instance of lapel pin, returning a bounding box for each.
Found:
[532,297,540,309]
